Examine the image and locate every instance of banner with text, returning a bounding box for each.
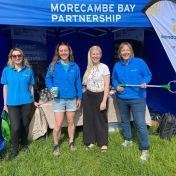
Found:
[11,26,47,61]
[0,0,151,27]
[145,0,176,72]
[11,26,48,77]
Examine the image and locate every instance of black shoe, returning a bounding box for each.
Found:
[8,151,18,161]
[22,145,29,152]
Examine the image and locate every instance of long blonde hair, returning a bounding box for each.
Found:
[7,48,31,68]
[118,42,134,59]
[82,46,102,85]
[51,42,74,73]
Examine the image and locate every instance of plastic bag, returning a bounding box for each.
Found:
[1,110,11,142]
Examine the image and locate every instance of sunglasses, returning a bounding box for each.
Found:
[11,54,22,58]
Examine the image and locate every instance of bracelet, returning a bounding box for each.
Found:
[4,105,7,106]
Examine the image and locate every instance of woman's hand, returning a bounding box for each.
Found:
[117,86,124,92]
[50,88,54,95]
[76,99,81,108]
[100,101,106,111]
[140,83,147,89]
[34,102,42,107]
[3,105,8,112]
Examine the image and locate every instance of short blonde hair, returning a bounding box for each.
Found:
[82,46,102,85]
[118,42,134,59]
[7,48,31,68]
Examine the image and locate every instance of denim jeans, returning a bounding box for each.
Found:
[117,98,149,150]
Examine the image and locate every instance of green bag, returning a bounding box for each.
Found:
[1,110,11,142]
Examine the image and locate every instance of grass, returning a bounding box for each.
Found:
[1,126,176,176]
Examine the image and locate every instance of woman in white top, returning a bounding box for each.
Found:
[82,46,110,152]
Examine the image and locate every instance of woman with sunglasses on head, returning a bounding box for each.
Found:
[45,42,82,157]
[112,42,152,162]
[83,46,110,152]
[1,48,35,160]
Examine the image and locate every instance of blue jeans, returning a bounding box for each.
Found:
[117,98,149,150]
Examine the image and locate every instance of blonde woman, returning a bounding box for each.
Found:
[112,42,152,161]
[83,46,110,152]
[1,48,35,160]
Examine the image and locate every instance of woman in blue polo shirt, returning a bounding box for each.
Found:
[45,42,82,157]
[1,48,35,160]
[112,42,152,162]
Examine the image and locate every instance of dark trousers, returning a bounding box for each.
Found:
[117,98,149,150]
[8,103,33,152]
[83,90,108,147]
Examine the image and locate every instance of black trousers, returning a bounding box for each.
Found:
[83,90,108,147]
[8,103,33,152]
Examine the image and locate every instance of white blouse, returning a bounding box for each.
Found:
[87,63,110,92]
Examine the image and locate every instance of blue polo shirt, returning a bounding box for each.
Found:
[1,66,35,106]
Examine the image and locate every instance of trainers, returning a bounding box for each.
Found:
[22,145,29,152]
[8,151,18,161]
[69,142,76,151]
[53,145,60,157]
[121,140,133,147]
[140,150,149,161]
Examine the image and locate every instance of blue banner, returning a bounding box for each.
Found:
[0,0,152,27]
[11,26,47,61]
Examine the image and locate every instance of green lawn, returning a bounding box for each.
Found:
[1,127,176,176]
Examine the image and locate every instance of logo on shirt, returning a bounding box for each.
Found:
[130,69,137,72]
[70,69,75,72]
[23,74,29,77]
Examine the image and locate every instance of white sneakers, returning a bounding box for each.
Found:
[121,140,133,147]
[140,150,149,161]
[122,140,149,161]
